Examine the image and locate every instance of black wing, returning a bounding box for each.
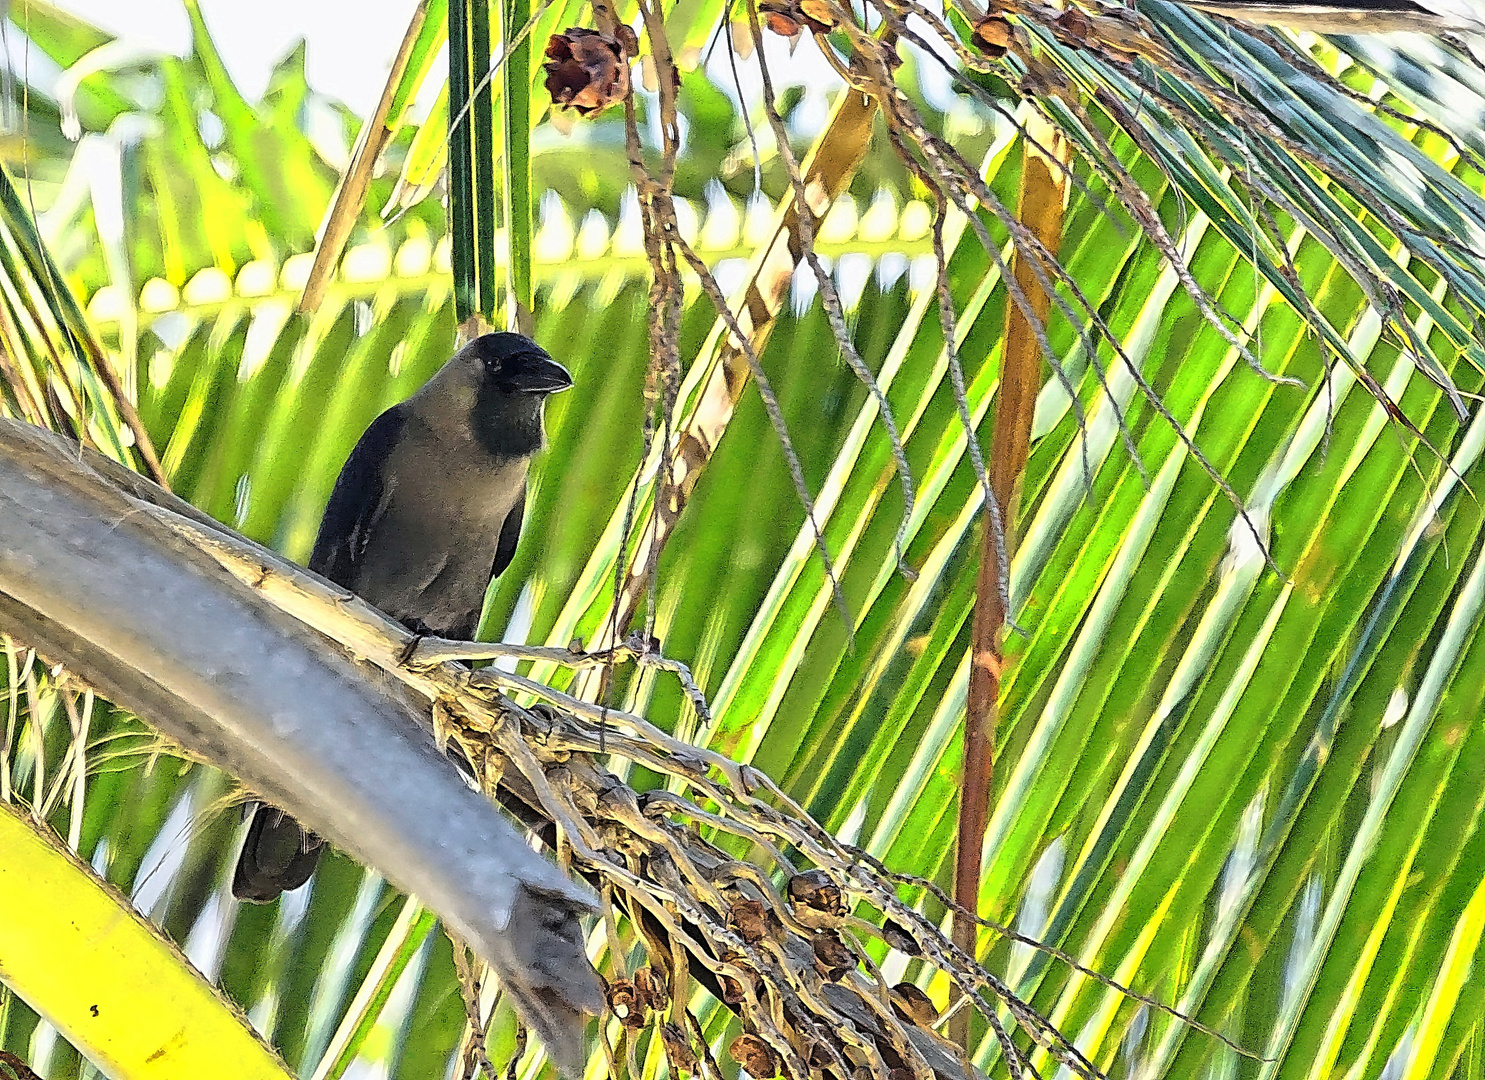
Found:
[309,404,408,587]
[490,483,526,582]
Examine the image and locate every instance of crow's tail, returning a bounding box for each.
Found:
[232,804,325,903]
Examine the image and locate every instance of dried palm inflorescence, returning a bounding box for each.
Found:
[412,634,1110,1080]
[544,27,639,116]
[402,635,1249,1080]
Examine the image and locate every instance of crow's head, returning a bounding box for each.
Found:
[472,332,573,396]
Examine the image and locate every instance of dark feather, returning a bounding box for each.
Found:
[309,404,408,586]
[491,484,527,583]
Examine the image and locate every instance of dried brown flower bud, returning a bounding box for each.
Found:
[634,966,670,1012]
[811,929,855,980]
[971,15,1012,57]
[730,1034,779,1078]
[788,869,844,915]
[729,898,773,944]
[606,978,648,1028]
[718,953,751,1003]
[544,28,632,117]
[663,1022,699,1071]
[719,972,748,1003]
[881,919,922,956]
[890,983,938,1027]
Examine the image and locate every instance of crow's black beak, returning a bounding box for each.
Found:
[508,356,573,395]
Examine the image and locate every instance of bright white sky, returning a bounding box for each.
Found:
[39,1,951,142]
[47,0,888,113]
[51,0,417,116]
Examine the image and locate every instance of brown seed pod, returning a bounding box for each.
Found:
[634,966,670,1012]
[811,929,856,981]
[662,1022,699,1071]
[758,0,833,39]
[788,869,844,915]
[718,952,751,1004]
[890,982,938,1027]
[729,897,773,944]
[719,972,748,1003]
[543,27,632,117]
[606,978,648,1028]
[730,1034,779,1078]
[881,919,922,956]
[970,15,1012,57]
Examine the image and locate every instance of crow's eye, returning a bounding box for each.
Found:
[483,356,503,375]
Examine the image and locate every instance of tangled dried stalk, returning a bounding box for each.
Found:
[412,639,1115,1080]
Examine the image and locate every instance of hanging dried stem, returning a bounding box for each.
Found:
[585,0,859,662]
[664,222,852,632]
[929,204,1010,622]
[452,937,500,1080]
[745,9,920,579]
